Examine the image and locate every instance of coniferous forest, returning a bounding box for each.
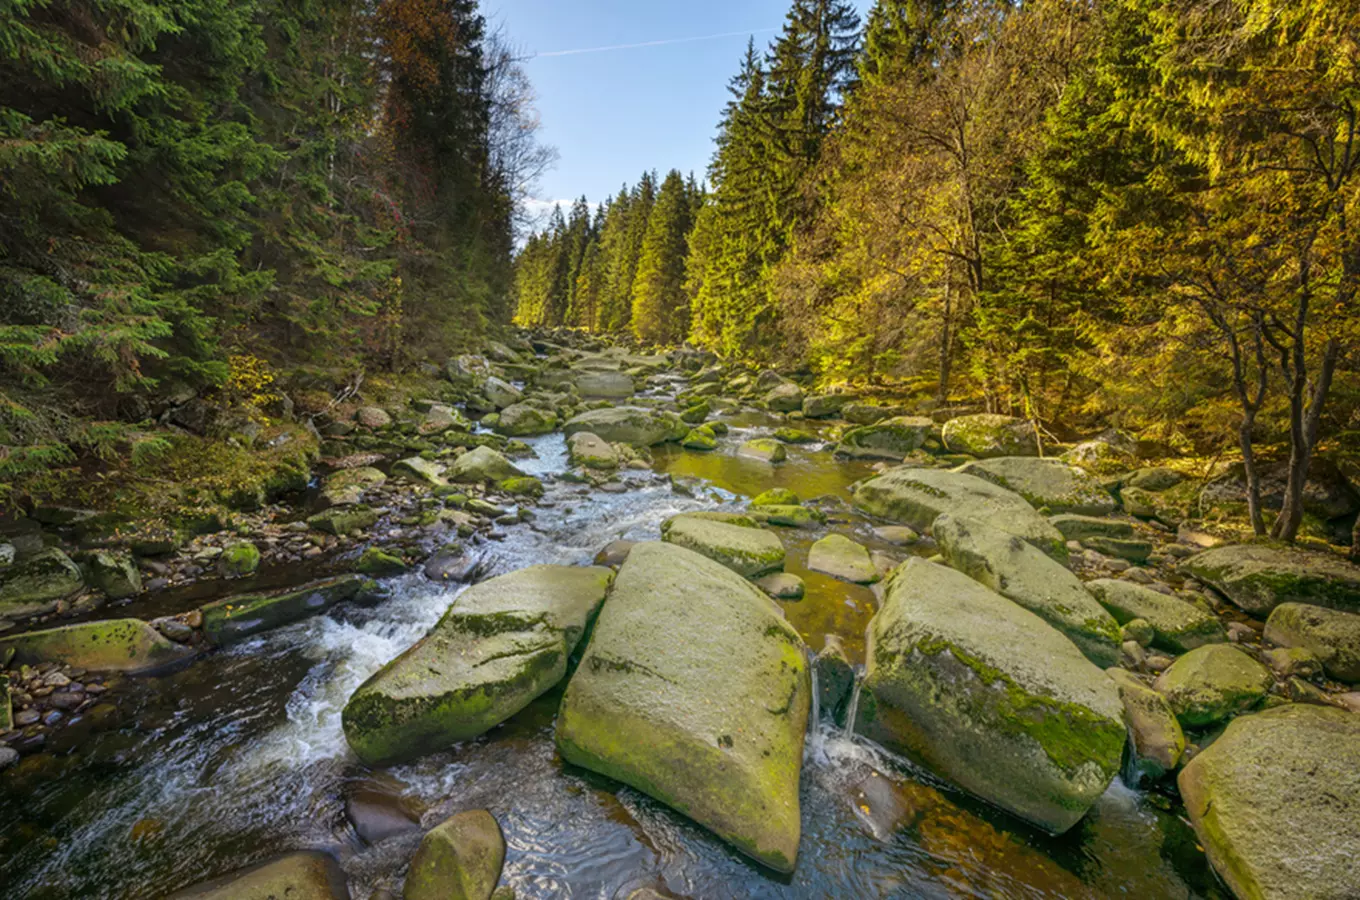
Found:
[3,3,1360,900]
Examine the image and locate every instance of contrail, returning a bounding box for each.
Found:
[533,27,777,59]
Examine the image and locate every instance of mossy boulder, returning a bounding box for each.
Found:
[343,565,612,766]
[1085,579,1226,654]
[393,456,447,486]
[681,427,717,451]
[448,446,526,484]
[573,370,635,399]
[1181,544,1360,616]
[497,476,544,498]
[482,376,523,410]
[495,402,557,437]
[834,416,933,461]
[803,393,853,418]
[764,382,804,412]
[957,457,1116,515]
[308,505,380,536]
[403,809,505,900]
[320,467,386,507]
[773,427,817,444]
[566,432,619,470]
[201,575,375,645]
[1081,536,1153,563]
[0,618,193,673]
[1105,668,1185,783]
[748,505,825,529]
[89,550,143,599]
[752,488,799,507]
[807,533,879,584]
[852,468,1067,561]
[1152,645,1273,727]
[1264,603,1360,683]
[843,402,907,426]
[563,407,682,446]
[1125,467,1186,492]
[941,414,1039,459]
[166,851,350,899]
[755,572,805,600]
[555,542,810,872]
[357,547,408,577]
[218,542,261,578]
[934,515,1120,667]
[737,438,787,463]
[1119,484,1196,527]
[1178,704,1360,900]
[0,547,84,620]
[1047,514,1135,542]
[856,558,1124,834]
[660,513,785,578]
[679,400,711,424]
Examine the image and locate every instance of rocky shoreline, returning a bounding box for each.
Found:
[3,328,1359,899]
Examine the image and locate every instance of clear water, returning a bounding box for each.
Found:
[0,426,1227,899]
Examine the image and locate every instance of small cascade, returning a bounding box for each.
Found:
[809,663,821,727]
[842,678,864,739]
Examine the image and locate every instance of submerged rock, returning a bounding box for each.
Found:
[748,505,825,529]
[855,558,1124,834]
[1182,544,1360,615]
[404,809,506,900]
[343,565,612,766]
[1152,645,1273,727]
[202,575,376,645]
[941,414,1039,459]
[957,457,1115,515]
[1179,704,1360,900]
[1264,603,1360,683]
[934,515,1120,667]
[660,513,785,578]
[756,572,805,600]
[1085,579,1226,654]
[807,534,879,584]
[0,618,193,673]
[852,468,1067,561]
[0,547,84,620]
[555,542,810,872]
[167,851,350,899]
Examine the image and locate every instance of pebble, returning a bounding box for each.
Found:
[48,692,84,711]
[15,709,39,727]
[0,747,17,769]
[41,710,63,726]
[1227,622,1257,644]
[42,671,71,688]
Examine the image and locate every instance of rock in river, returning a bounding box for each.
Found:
[555,542,810,872]
[1179,704,1360,900]
[853,468,1067,561]
[0,618,193,674]
[834,417,933,461]
[448,446,526,484]
[660,513,786,578]
[343,565,613,766]
[956,457,1116,515]
[934,514,1121,667]
[0,547,84,620]
[1152,644,1273,727]
[563,407,684,446]
[807,534,879,584]
[202,575,376,645]
[404,809,506,900]
[1181,543,1360,615]
[167,851,350,899]
[854,558,1124,834]
[941,414,1039,459]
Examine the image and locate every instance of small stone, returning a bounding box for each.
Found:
[1227,621,1257,643]
[48,691,83,711]
[755,573,805,600]
[15,709,38,727]
[1121,619,1155,647]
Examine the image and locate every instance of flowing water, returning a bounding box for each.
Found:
[0,419,1228,899]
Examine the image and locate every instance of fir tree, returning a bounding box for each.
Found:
[631,171,696,345]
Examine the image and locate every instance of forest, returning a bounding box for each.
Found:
[513,0,1360,544]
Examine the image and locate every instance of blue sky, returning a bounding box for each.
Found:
[481,0,873,220]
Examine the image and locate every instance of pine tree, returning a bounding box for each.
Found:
[631,171,696,345]
[605,171,656,332]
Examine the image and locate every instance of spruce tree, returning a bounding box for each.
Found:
[631,171,695,345]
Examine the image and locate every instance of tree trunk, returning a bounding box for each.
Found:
[1351,514,1360,563]
[1240,410,1266,537]
[937,277,953,405]
[1272,339,1339,542]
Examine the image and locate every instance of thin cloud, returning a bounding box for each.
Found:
[534,27,778,59]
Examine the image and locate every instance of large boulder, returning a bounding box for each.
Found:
[494,402,557,437]
[1182,544,1360,615]
[89,550,143,598]
[0,547,84,620]
[202,576,375,645]
[807,534,879,584]
[167,851,350,899]
[660,513,785,578]
[319,467,386,508]
[1152,645,1273,727]
[1085,579,1226,654]
[563,407,683,446]
[343,565,612,766]
[941,414,1039,459]
[834,417,933,461]
[1179,705,1360,900]
[803,393,853,418]
[1264,603,1360,683]
[1047,514,1135,542]
[555,542,810,872]
[447,446,525,484]
[764,382,804,412]
[855,558,1124,834]
[573,370,635,399]
[956,457,1116,515]
[566,432,619,470]
[481,376,523,410]
[934,515,1120,667]
[738,438,787,463]
[0,618,193,673]
[1200,458,1360,522]
[852,468,1067,561]
[403,809,505,900]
